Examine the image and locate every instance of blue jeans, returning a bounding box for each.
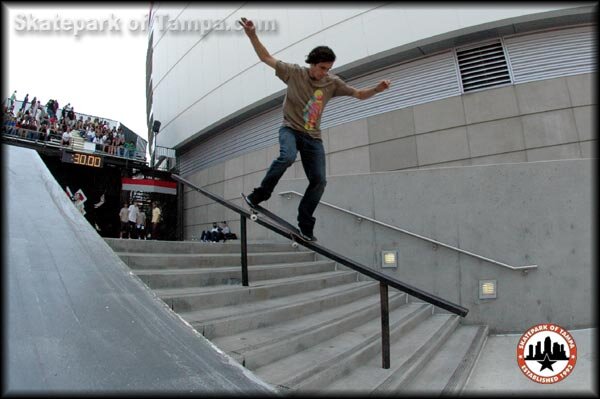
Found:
[251,126,326,235]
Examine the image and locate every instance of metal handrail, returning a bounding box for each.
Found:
[173,173,468,370]
[278,190,537,271]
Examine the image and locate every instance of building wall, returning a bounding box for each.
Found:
[275,158,595,333]
[182,72,596,241]
[151,6,596,331]
[148,4,590,149]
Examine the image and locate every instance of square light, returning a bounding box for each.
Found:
[382,250,397,268]
[479,280,497,299]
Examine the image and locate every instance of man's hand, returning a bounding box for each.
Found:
[375,79,391,93]
[353,79,392,100]
[238,17,256,37]
[239,17,278,69]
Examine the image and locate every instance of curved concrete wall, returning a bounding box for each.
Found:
[179,72,596,332]
[149,5,596,332]
[182,72,596,240]
[148,4,586,149]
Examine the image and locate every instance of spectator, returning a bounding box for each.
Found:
[8,90,16,110]
[136,207,146,240]
[127,201,140,239]
[35,103,43,125]
[30,98,38,116]
[52,100,59,120]
[151,202,161,240]
[19,93,29,112]
[211,222,223,242]
[61,128,71,146]
[93,129,105,150]
[105,132,117,155]
[119,203,129,239]
[124,140,136,158]
[200,229,211,242]
[61,103,69,120]
[73,192,86,215]
[221,221,237,241]
[116,131,126,156]
[76,116,84,130]
[46,99,54,118]
[4,114,17,135]
[67,107,76,128]
[86,126,95,142]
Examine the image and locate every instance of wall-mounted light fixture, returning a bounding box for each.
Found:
[381,250,398,268]
[479,280,497,299]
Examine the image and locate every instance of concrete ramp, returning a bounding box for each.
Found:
[4,145,275,394]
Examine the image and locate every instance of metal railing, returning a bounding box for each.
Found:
[278,190,538,271]
[172,173,468,370]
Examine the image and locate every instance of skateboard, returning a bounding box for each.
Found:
[242,193,304,248]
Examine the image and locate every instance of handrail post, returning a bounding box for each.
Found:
[380,282,390,369]
[241,216,249,286]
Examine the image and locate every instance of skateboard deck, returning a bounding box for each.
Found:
[242,193,304,247]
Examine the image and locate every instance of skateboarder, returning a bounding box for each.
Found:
[239,17,391,241]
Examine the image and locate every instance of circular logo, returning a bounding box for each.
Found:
[517,323,577,384]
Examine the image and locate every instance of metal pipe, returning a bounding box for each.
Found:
[278,190,537,271]
[241,217,249,286]
[380,282,390,369]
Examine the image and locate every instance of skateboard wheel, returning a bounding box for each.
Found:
[291,242,299,248]
[250,214,258,221]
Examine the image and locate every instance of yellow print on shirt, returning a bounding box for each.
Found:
[303,89,324,131]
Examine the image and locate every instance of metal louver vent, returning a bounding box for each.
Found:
[456,40,512,93]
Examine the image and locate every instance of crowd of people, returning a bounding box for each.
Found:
[200,221,237,242]
[119,201,163,240]
[3,90,138,158]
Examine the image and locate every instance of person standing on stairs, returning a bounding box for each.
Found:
[238,17,391,242]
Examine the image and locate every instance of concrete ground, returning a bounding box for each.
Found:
[464,328,597,396]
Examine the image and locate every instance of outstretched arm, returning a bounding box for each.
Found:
[352,80,391,100]
[238,17,278,69]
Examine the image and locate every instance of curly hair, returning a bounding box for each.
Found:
[305,46,336,64]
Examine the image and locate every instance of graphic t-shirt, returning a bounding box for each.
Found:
[275,60,355,140]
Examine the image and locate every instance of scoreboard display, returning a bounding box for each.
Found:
[61,151,104,168]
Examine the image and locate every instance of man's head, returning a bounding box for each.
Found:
[306,46,336,80]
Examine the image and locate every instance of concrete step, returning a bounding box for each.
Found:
[109,237,487,394]
[213,291,408,369]
[182,280,381,339]
[134,260,337,289]
[119,251,315,269]
[105,238,299,254]
[402,324,489,395]
[319,313,460,393]
[254,302,434,390]
[157,270,360,313]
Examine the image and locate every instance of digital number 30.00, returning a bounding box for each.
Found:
[73,153,102,167]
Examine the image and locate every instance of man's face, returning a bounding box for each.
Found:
[309,62,334,80]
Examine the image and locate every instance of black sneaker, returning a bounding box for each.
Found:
[299,232,317,242]
[242,192,259,208]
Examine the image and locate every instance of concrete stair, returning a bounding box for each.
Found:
[70,132,85,151]
[105,238,488,395]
